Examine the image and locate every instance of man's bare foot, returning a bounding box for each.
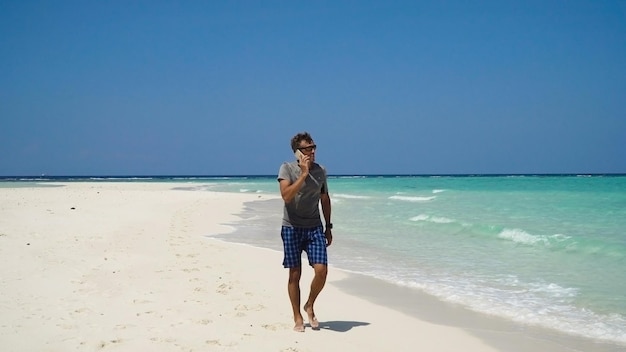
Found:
[304,303,319,329]
[293,316,305,332]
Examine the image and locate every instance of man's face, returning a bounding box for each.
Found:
[297,140,317,162]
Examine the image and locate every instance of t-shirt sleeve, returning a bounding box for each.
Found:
[277,162,291,182]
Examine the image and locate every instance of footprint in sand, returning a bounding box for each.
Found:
[57,323,75,330]
[262,323,289,331]
[97,339,122,349]
[132,299,152,304]
[233,304,264,318]
[205,339,238,347]
[216,283,233,294]
[150,336,177,343]
[237,304,265,311]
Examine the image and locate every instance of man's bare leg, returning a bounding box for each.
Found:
[288,267,305,332]
[303,264,327,329]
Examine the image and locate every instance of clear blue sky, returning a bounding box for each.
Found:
[1,0,624,176]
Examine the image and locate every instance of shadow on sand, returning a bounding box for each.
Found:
[315,320,370,332]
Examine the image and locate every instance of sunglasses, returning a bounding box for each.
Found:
[297,145,317,153]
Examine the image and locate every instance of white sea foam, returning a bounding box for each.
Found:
[392,273,626,345]
[389,195,436,202]
[410,214,454,223]
[432,189,446,194]
[551,233,572,241]
[431,216,454,223]
[496,229,577,248]
[498,228,548,246]
[237,188,264,193]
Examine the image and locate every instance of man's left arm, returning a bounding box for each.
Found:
[320,192,332,246]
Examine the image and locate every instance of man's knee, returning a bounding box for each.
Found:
[313,264,327,278]
[288,267,302,283]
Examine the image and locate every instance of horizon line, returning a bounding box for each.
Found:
[1,172,626,180]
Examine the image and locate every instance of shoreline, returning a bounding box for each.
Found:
[0,182,622,351]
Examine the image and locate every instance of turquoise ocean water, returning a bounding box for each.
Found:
[4,175,625,345]
[197,174,626,346]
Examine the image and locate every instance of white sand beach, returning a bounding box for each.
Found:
[0,182,613,352]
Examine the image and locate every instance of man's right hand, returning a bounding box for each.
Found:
[299,155,311,174]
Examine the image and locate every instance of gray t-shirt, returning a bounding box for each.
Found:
[277,161,328,228]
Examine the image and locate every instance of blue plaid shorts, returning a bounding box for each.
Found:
[281,226,328,268]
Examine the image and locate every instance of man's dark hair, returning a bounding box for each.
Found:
[291,132,313,152]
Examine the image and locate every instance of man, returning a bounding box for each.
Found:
[277,132,333,332]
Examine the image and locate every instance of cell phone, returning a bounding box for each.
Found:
[295,149,305,162]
